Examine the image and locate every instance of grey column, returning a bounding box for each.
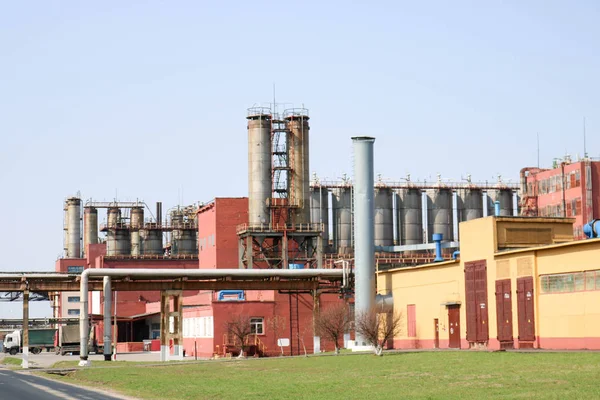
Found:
[103,276,112,361]
[352,136,376,347]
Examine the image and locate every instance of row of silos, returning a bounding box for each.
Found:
[78,204,196,258]
[309,186,517,252]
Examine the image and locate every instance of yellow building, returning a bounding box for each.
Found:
[377,216,600,350]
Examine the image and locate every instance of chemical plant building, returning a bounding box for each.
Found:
[378,217,600,350]
[520,157,600,238]
[52,103,600,357]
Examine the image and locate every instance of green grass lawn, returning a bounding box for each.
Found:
[1,357,23,367]
[47,351,600,400]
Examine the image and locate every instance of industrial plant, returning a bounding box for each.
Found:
[3,101,599,368]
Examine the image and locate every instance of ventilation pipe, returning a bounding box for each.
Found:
[351,136,376,350]
[78,268,347,366]
[433,233,444,262]
[584,220,600,239]
[494,201,500,217]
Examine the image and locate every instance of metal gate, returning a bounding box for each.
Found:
[495,279,513,348]
[465,260,489,343]
[517,276,535,347]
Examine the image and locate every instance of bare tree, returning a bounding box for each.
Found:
[267,315,286,356]
[224,313,253,358]
[355,307,403,356]
[314,302,351,355]
[297,322,312,357]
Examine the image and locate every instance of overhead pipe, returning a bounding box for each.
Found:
[78,268,347,366]
[432,233,444,262]
[351,136,376,349]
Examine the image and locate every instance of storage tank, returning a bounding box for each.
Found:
[285,110,310,224]
[427,188,453,242]
[66,197,81,258]
[141,225,163,256]
[106,207,130,256]
[130,207,144,256]
[487,189,514,216]
[332,187,352,253]
[458,188,483,221]
[247,111,272,226]
[397,188,423,245]
[310,186,329,245]
[374,186,393,246]
[171,210,197,255]
[83,206,98,257]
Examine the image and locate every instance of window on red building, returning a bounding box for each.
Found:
[250,318,264,335]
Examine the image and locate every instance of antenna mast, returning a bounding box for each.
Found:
[537,133,540,168]
[584,117,587,158]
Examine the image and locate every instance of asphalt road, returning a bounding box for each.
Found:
[0,368,131,400]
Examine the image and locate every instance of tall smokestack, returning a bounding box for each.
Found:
[352,136,376,348]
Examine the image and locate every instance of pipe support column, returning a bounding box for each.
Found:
[103,276,112,361]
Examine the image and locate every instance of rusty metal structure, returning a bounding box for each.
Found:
[238,105,323,269]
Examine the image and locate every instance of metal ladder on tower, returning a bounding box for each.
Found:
[288,293,299,356]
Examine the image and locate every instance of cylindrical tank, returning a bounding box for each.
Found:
[106,207,130,256]
[106,230,131,256]
[310,186,329,245]
[374,187,393,246]
[332,187,353,253]
[427,188,453,242]
[66,197,81,258]
[247,112,272,226]
[488,189,514,216]
[141,226,163,255]
[83,207,98,257]
[172,229,197,255]
[458,188,483,221]
[130,207,144,256]
[107,207,120,228]
[286,110,310,224]
[398,188,423,245]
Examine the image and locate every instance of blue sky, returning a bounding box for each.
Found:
[1,1,598,317]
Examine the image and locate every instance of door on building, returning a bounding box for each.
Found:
[465,260,489,345]
[517,276,535,348]
[447,305,461,348]
[495,279,514,349]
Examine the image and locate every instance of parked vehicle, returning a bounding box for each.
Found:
[56,324,99,356]
[3,328,57,355]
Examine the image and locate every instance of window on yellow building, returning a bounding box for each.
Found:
[541,270,600,293]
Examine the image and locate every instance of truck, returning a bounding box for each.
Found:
[3,328,57,355]
[56,323,99,356]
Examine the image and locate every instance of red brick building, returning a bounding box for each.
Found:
[520,159,600,238]
[55,197,349,358]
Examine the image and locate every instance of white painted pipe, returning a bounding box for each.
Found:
[79,268,345,366]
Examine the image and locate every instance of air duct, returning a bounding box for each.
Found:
[351,136,376,349]
[584,220,600,239]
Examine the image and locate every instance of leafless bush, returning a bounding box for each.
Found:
[267,315,286,356]
[314,302,351,354]
[355,307,403,356]
[224,313,252,358]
